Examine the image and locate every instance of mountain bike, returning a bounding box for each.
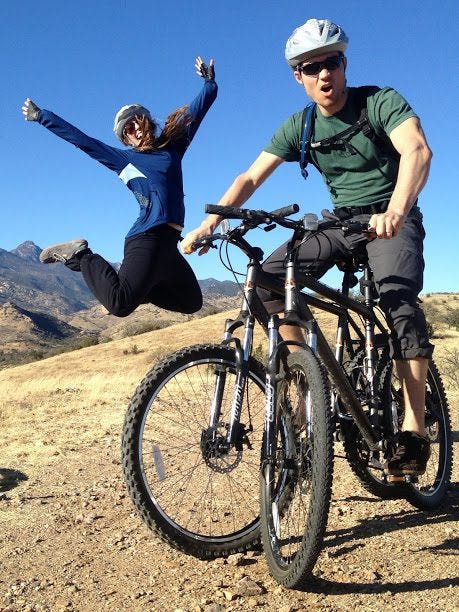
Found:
[121,204,452,588]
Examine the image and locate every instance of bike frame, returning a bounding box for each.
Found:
[215,226,389,455]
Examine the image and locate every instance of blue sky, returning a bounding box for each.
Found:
[3,0,458,292]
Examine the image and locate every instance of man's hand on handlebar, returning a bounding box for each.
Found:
[368,210,406,239]
[182,223,216,256]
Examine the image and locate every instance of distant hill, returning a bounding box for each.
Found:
[0,242,95,317]
[199,278,241,297]
[0,301,81,354]
[0,241,240,366]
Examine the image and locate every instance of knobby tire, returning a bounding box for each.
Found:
[121,343,266,558]
[342,347,452,509]
[260,349,333,589]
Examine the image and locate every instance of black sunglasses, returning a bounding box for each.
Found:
[298,55,343,76]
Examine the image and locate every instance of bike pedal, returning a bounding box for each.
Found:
[386,474,405,484]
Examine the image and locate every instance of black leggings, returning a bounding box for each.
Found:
[77,225,202,317]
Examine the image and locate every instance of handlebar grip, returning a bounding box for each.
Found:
[191,235,215,250]
[269,203,300,218]
[204,204,245,218]
[343,220,371,234]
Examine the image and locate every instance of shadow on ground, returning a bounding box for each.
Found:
[300,487,459,595]
[306,575,459,596]
[0,468,28,493]
[327,492,458,551]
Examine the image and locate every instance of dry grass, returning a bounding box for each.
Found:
[0,310,241,459]
[1,302,457,410]
[1,303,457,462]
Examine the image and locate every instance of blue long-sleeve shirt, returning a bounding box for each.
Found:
[37,80,218,238]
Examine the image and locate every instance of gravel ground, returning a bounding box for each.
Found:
[1,422,458,611]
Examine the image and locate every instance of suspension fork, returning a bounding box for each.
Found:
[361,265,379,419]
[263,315,280,463]
[332,273,353,417]
[206,323,254,449]
[262,251,318,463]
[207,259,259,445]
[284,252,316,438]
[225,314,255,446]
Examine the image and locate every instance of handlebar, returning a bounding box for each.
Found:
[205,204,246,219]
[205,203,300,223]
[192,205,372,251]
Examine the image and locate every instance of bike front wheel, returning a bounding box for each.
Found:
[121,343,266,558]
[260,349,333,589]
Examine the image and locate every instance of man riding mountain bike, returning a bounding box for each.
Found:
[182,18,433,478]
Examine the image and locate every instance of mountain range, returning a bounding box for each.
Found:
[0,241,240,367]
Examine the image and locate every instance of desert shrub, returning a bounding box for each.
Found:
[252,343,268,365]
[0,349,45,369]
[421,303,442,338]
[45,335,99,358]
[74,336,99,349]
[440,348,459,390]
[444,307,459,331]
[426,320,436,339]
[124,320,171,337]
[24,349,45,362]
[149,347,169,362]
[197,305,220,318]
[123,344,141,355]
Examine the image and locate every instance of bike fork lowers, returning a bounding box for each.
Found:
[207,281,257,448]
[263,315,280,465]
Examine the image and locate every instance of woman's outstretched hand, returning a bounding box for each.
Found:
[22,98,41,121]
[195,56,215,81]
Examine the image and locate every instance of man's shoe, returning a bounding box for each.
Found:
[385,431,431,476]
[40,239,88,264]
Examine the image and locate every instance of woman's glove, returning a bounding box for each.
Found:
[22,98,41,121]
[195,56,215,81]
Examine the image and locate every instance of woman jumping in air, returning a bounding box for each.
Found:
[22,56,217,317]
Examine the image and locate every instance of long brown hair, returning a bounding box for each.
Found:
[123,104,193,151]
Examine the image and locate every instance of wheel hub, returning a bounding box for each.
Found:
[200,423,243,473]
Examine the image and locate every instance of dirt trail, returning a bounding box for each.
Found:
[0,319,458,611]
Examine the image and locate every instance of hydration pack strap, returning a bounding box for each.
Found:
[299,102,316,180]
[298,86,399,180]
[310,114,368,150]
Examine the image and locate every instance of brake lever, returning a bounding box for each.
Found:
[342,223,378,243]
[191,236,218,251]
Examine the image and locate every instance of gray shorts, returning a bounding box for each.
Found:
[257,208,434,360]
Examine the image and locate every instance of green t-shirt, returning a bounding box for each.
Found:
[264,87,417,207]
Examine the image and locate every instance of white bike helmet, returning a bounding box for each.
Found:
[113,104,152,142]
[285,19,348,68]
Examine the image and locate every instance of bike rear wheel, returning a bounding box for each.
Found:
[122,343,266,558]
[342,348,452,509]
[390,359,453,510]
[260,349,333,589]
